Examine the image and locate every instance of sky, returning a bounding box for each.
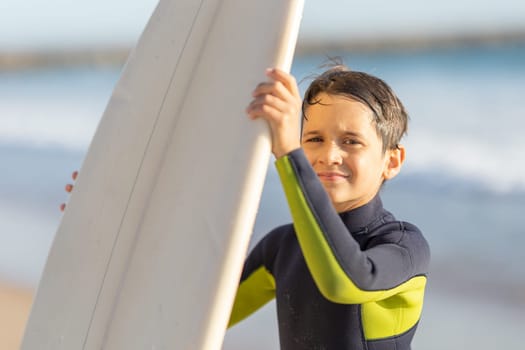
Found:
[1,0,524,51]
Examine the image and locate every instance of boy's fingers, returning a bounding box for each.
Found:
[252,81,296,108]
[247,94,284,116]
[251,82,274,96]
[249,93,288,113]
[247,103,282,122]
[247,99,273,117]
[265,68,300,98]
[254,68,299,98]
[252,80,289,97]
[60,170,78,212]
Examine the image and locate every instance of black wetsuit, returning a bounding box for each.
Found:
[229,149,430,350]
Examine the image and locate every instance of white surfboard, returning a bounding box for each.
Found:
[21,0,304,349]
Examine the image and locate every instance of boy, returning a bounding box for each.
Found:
[233,65,430,349]
[63,65,429,349]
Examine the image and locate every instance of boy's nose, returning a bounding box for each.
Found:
[320,143,343,165]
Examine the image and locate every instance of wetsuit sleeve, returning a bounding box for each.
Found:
[275,149,429,304]
[227,231,278,327]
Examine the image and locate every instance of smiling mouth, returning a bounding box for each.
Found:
[317,172,349,181]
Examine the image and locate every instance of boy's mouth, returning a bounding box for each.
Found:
[317,171,349,181]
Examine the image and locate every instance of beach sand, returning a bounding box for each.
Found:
[0,283,32,350]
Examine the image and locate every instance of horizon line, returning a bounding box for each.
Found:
[1,29,524,70]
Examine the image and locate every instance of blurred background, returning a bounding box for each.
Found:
[1,0,524,348]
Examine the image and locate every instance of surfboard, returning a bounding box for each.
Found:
[21,0,304,349]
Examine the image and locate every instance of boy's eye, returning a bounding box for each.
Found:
[305,136,323,143]
[343,138,361,145]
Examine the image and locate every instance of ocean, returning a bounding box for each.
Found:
[1,42,524,349]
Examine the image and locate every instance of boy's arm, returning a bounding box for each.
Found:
[227,233,278,327]
[275,149,430,304]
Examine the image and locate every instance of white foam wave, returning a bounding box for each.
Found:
[404,129,525,193]
[1,65,523,194]
[0,100,101,150]
[2,110,524,193]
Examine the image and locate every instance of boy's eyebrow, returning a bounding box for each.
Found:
[341,131,365,139]
[302,130,365,139]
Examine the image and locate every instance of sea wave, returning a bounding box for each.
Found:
[403,128,525,193]
[1,46,524,194]
[1,112,524,195]
[0,66,117,149]
[0,101,101,150]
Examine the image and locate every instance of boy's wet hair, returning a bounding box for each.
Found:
[302,64,408,152]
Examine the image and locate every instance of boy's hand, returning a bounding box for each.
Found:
[60,171,78,212]
[246,68,302,159]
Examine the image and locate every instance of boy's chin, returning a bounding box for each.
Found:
[328,191,378,212]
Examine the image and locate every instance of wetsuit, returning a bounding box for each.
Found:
[229,149,430,350]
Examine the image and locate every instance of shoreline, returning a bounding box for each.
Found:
[0,283,33,349]
[1,30,524,70]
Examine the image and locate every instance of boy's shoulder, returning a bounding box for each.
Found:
[367,208,427,246]
[356,200,429,260]
[368,214,430,272]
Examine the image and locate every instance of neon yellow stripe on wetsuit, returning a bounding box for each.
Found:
[228,266,275,327]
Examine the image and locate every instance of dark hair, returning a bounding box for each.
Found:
[302,65,408,152]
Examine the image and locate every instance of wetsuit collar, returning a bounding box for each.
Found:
[338,194,384,234]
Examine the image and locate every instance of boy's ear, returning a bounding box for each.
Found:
[383,145,406,180]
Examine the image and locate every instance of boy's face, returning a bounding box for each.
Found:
[301,93,404,212]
